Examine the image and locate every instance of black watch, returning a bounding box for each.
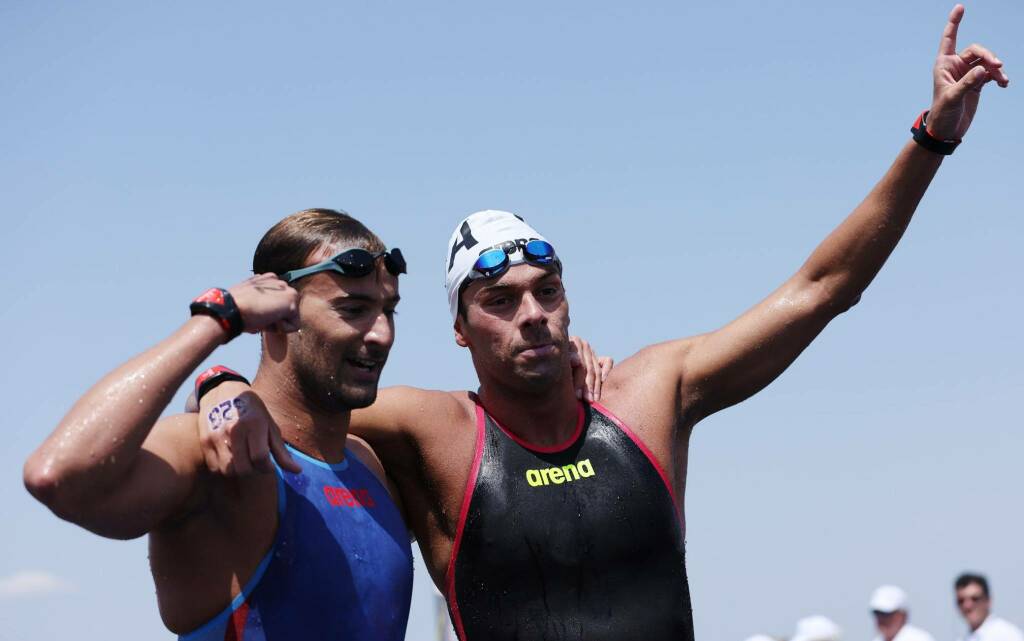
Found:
[194,365,250,403]
[190,287,244,341]
[911,110,961,156]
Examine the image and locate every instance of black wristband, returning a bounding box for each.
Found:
[190,287,244,341]
[911,110,961,156]
[194,365,250,403]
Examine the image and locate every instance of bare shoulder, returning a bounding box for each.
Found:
[141,413,206,476]
[146,413,219,520]
[345,434,408,522]
[602,338,699,400]
[599,337,705,438]
[346,434,388,482]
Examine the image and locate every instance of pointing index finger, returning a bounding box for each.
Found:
[939,4,965,56]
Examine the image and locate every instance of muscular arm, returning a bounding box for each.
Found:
[24,274,299,538]
[349,387,434,446]
[23,317,225,538]
[630,6,1008,427]
[681,141,941,420]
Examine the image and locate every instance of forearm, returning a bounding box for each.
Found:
[24,316,226,509]
[799,141,942,307]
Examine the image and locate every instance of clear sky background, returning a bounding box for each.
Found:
[1,1,1021,640]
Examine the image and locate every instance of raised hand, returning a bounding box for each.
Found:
[927,4,1009,141]
[228,273,301,334]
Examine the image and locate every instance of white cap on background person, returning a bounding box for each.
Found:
[870,585,909,612]
[791,615,842,641]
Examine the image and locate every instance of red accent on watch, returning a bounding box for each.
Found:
[911,110,961,156]
[189,287,244,339]
[193,287,227,307]
[194,366,250,402]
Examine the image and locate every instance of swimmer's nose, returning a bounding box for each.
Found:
[517,292,547,328]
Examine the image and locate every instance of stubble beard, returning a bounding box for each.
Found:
[505,344,570,396]
[291,336,380,414]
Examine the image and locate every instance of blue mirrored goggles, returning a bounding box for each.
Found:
[468,239,559,280]
[281,247,406,284]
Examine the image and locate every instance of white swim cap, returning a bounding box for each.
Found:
[444,210,554,321]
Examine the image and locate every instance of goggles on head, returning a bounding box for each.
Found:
[468,239,559,281]
[281,247,407,284]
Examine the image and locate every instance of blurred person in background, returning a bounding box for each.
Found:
[868,585,934,641]
[792,615,842,641]
[955,573,1024,641]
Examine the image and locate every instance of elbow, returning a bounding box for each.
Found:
[23,455,60,506]
[23,453,81,518]
[797,276,863,318]
[24,452,151,540]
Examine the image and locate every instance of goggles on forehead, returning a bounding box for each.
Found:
[468,239,559,281]
[281,247,407,284]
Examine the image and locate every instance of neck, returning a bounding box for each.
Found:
[252,367,351,465]
[477,374,579,447]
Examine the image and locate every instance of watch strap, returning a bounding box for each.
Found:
[194,365,250,403]
[190,287,244,340]
[911,110,961,156]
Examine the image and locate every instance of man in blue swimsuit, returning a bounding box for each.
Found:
[24,210,415,640]
[196,8,1009,640]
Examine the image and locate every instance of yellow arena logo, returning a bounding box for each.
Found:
[525,459,596,487]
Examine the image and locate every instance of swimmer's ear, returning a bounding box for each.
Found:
[453,317,470,348]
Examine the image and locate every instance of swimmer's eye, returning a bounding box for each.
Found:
[332,303,369,319]
[483,295,513,309]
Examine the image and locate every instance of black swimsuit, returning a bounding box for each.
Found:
[446,400,694,641]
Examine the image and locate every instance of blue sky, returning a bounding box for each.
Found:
[1,1,1021,639]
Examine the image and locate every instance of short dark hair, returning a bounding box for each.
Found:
[253,208,385,285]
[955,573,990,598]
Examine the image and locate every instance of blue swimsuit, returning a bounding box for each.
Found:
[181,445,413,641]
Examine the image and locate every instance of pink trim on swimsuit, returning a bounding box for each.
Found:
[485,402,585,453]
[590,400,683,525]
[445,404,486,641]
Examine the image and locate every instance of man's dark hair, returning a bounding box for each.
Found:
[253,208,385,286]
[955,572,990,597]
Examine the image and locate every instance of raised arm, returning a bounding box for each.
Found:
[23,274,298,538]
[642,6,1008,425]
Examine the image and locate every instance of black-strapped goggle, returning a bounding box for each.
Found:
[468,239,559,281]
[281,247,407,284]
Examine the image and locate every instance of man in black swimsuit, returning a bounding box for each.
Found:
[198,8,1008,639]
